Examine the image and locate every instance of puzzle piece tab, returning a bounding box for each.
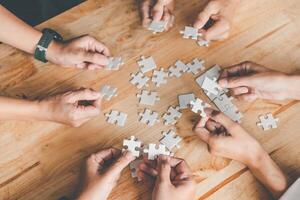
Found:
[189,98,210,117]
[130,72,150,89]
[123,136,142,157]
[159,130,182,151]
[137,90,160,106]
[162,106,182,125]
[137,56,157,73]
[100,85,117,101]
[152,68,168,87]
[105,110,127,127]
[143,144,170,160]
[139,109,159,126]
[257,113,279,131]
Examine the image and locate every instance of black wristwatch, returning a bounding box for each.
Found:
[34,28,63,63]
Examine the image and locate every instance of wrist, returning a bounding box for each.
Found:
[286,74,300,100]
[245,143,268,169]
[34,99,55,122]
[46,40,63,64]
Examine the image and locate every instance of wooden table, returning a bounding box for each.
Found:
[0,0,299,199]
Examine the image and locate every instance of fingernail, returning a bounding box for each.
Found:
[218,79,227,87]
[204,107,214,115]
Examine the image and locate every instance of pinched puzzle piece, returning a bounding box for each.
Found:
[189,98,210,117]
[178,93,196,110]
[130,72,150,89]
[152,68,168,87]
[143,144,171,160]
[159,130,182,151]
[148,21,167,34]
[187,58,205,75]
[162,106,182,125]
[100,85,117,101]
[168,60,189,78]
[197,39,210,47]
[106,57,124,70]
[139,108,159,126]
[201,76,222,96]
[257,113,279,131]
[105,110,127,127]
[137,90,160,106]
[180,26,201,40]
[123,136,142,157]
[129,159,142,181]
[137,56,157,73]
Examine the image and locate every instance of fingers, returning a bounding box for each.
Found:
[141,0,152,27]
[77,105,101,118]
[203,19,229,41]
[65,89,101,103]
[87,148,120,173]
[230,87,249,96]
[194,1,219,30]
[80,52,109,67]
[218,76,253,89]
[235,93,257,102]
[152,0,165,22]
[106,151,136,177]
[157,156,171,184]
[204,108,240,135]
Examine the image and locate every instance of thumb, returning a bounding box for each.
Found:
[194,2,219,29]
[106,151,135,177]
[218,76,253,89]
[66,89,101,103]
[157,156,171,184]
[152,0,165,21]
[80,51,109,66]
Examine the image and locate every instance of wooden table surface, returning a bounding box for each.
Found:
[0,0,299,199]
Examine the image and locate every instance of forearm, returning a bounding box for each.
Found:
[0,96,49,121]
[247,148,287,198]
[287,74,300,100]
[0,5,42,54]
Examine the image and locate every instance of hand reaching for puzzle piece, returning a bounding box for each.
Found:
[218,61,300,101]
[140,0,175,31]
[137,155,196,200]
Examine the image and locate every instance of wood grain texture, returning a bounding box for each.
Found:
[0,0,299,199]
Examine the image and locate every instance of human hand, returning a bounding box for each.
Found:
[140,0,175,31]
[137,155,196,200]
[41,88,102,127]
[77,148,135,200]
[194,0,240,41]
[218,61,297,101]
[194,107,264,166]
[46,35,110,70]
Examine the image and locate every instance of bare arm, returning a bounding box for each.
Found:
[0,5,42,54]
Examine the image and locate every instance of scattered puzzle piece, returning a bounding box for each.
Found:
[106,57,124,70]
[187,58,205,75]
[137,56,157,73]
[197,39,210,47]
[123,136,142,157]
[189,98,210,117]
[105,110,127,127]
[139,108,159,126]
[201,76,222,96]
[159,130,182,151]
[168,60,189,78]
[129,159,142,181]
[257,113,279,131]
[180,26,201,40]
[137,90,160,106]
[178,93,195,110]
[143,144,170,160]
[130,72,150,89]
[100,85,117,101]
[162,106,182,125]
[148,21,167,34]
[152,68,168,87]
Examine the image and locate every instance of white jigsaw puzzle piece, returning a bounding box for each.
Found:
[257,113,279,131]
[137,56,157,73]
[123,136,142,157]
[139,109,159,126]
[187,58,205,75]
[105,110,127,127]
[130,72,150,89]
[201,76,222,96]
[168,60,188,78]
[143,144,170,160]
[129,159,142,181]
[160,130,182,151]
[152,68,168,87]
[137,90,160,106]
[189,98,210,117]
[148,21,167,34]
[180,26,201,40]
[100,85,118,101]
[178,93,196,110]
[106,57,124,70]
[162,106,182,125]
